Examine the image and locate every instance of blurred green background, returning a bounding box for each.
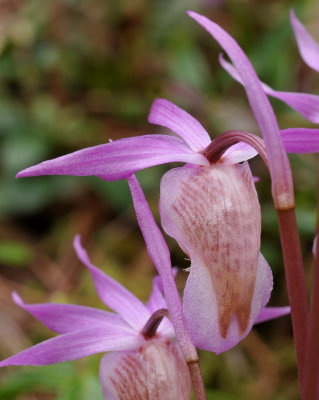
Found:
[0,0,318,399]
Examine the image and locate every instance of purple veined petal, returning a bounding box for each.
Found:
[280,128,319,153]
[159,162,264,345]
[219,53,319,124]
[74,235,150,331]
[146,276,174,338]
[12,292,132,334]
[187,11,293,207]
[255,306,291,324]
[0,327,144,367]
[99,339,191,400]
[183,252,273,354]
[16,135,208,180]
[290,9,319,73]
[148,98,211,152]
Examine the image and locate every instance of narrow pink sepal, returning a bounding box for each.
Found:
[146,276,175,338]
[74,235,150,331]
[219,53,319,123]
[183,253,273,354]
[290,9,319,73]
[146,276,167,313]
[12,291,131,334]
[255,306,291,324]
[187,10,293,207]
[280,128,319,153]
[313,235,318,257]
[127,175,197,360]
[0,327,143,367]
[16,135,208,180]
[126,177,174,283]
[148,98,211,152]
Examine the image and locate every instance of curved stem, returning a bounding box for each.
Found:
[202,130,269,168]
[142,308,170,338]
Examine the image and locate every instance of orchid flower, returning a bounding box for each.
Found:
[218,10,319,123]
[0,236,191,400]
[15,12,313,355]
[15,100,310,354]
[127,173,290,354]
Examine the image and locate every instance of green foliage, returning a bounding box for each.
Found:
[0,0,317,398]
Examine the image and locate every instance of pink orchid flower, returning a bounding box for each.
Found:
[127,173,290,354]
[0,236,191,400]
[16,12,316,354]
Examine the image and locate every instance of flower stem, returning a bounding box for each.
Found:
[276,208,309,389]
[188,360,207,400]
[302,198,319,400]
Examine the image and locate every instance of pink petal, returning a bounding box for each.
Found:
[290,9,319,73]
[148,98,211,152]
[146,276,174,338]
[16,135,208,180]
[219,54,319,124]
[266,90,319,124]
[255,306,291,324]
[127,176,195,358]
[0,327,143,367]
[160,163,261,342]
[183,252,273,354]
[146,276,167,313]
[12,291,132,334]
[313,235,318,257]
[146,269,178,313]
[220,141,258,164]
[187,11,293,206]
[280,128,319,153]
[74,235,150,331]
[99,339,191,400]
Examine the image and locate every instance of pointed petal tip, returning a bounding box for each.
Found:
[290,8,296,20]
[73,234,81,248]
[12,291,23,305]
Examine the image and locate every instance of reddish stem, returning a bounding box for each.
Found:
[302,191,319,400]
[276,209,309,390]
[202,130,269,168]
[188,361,207,400]
[141,308,170,338]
